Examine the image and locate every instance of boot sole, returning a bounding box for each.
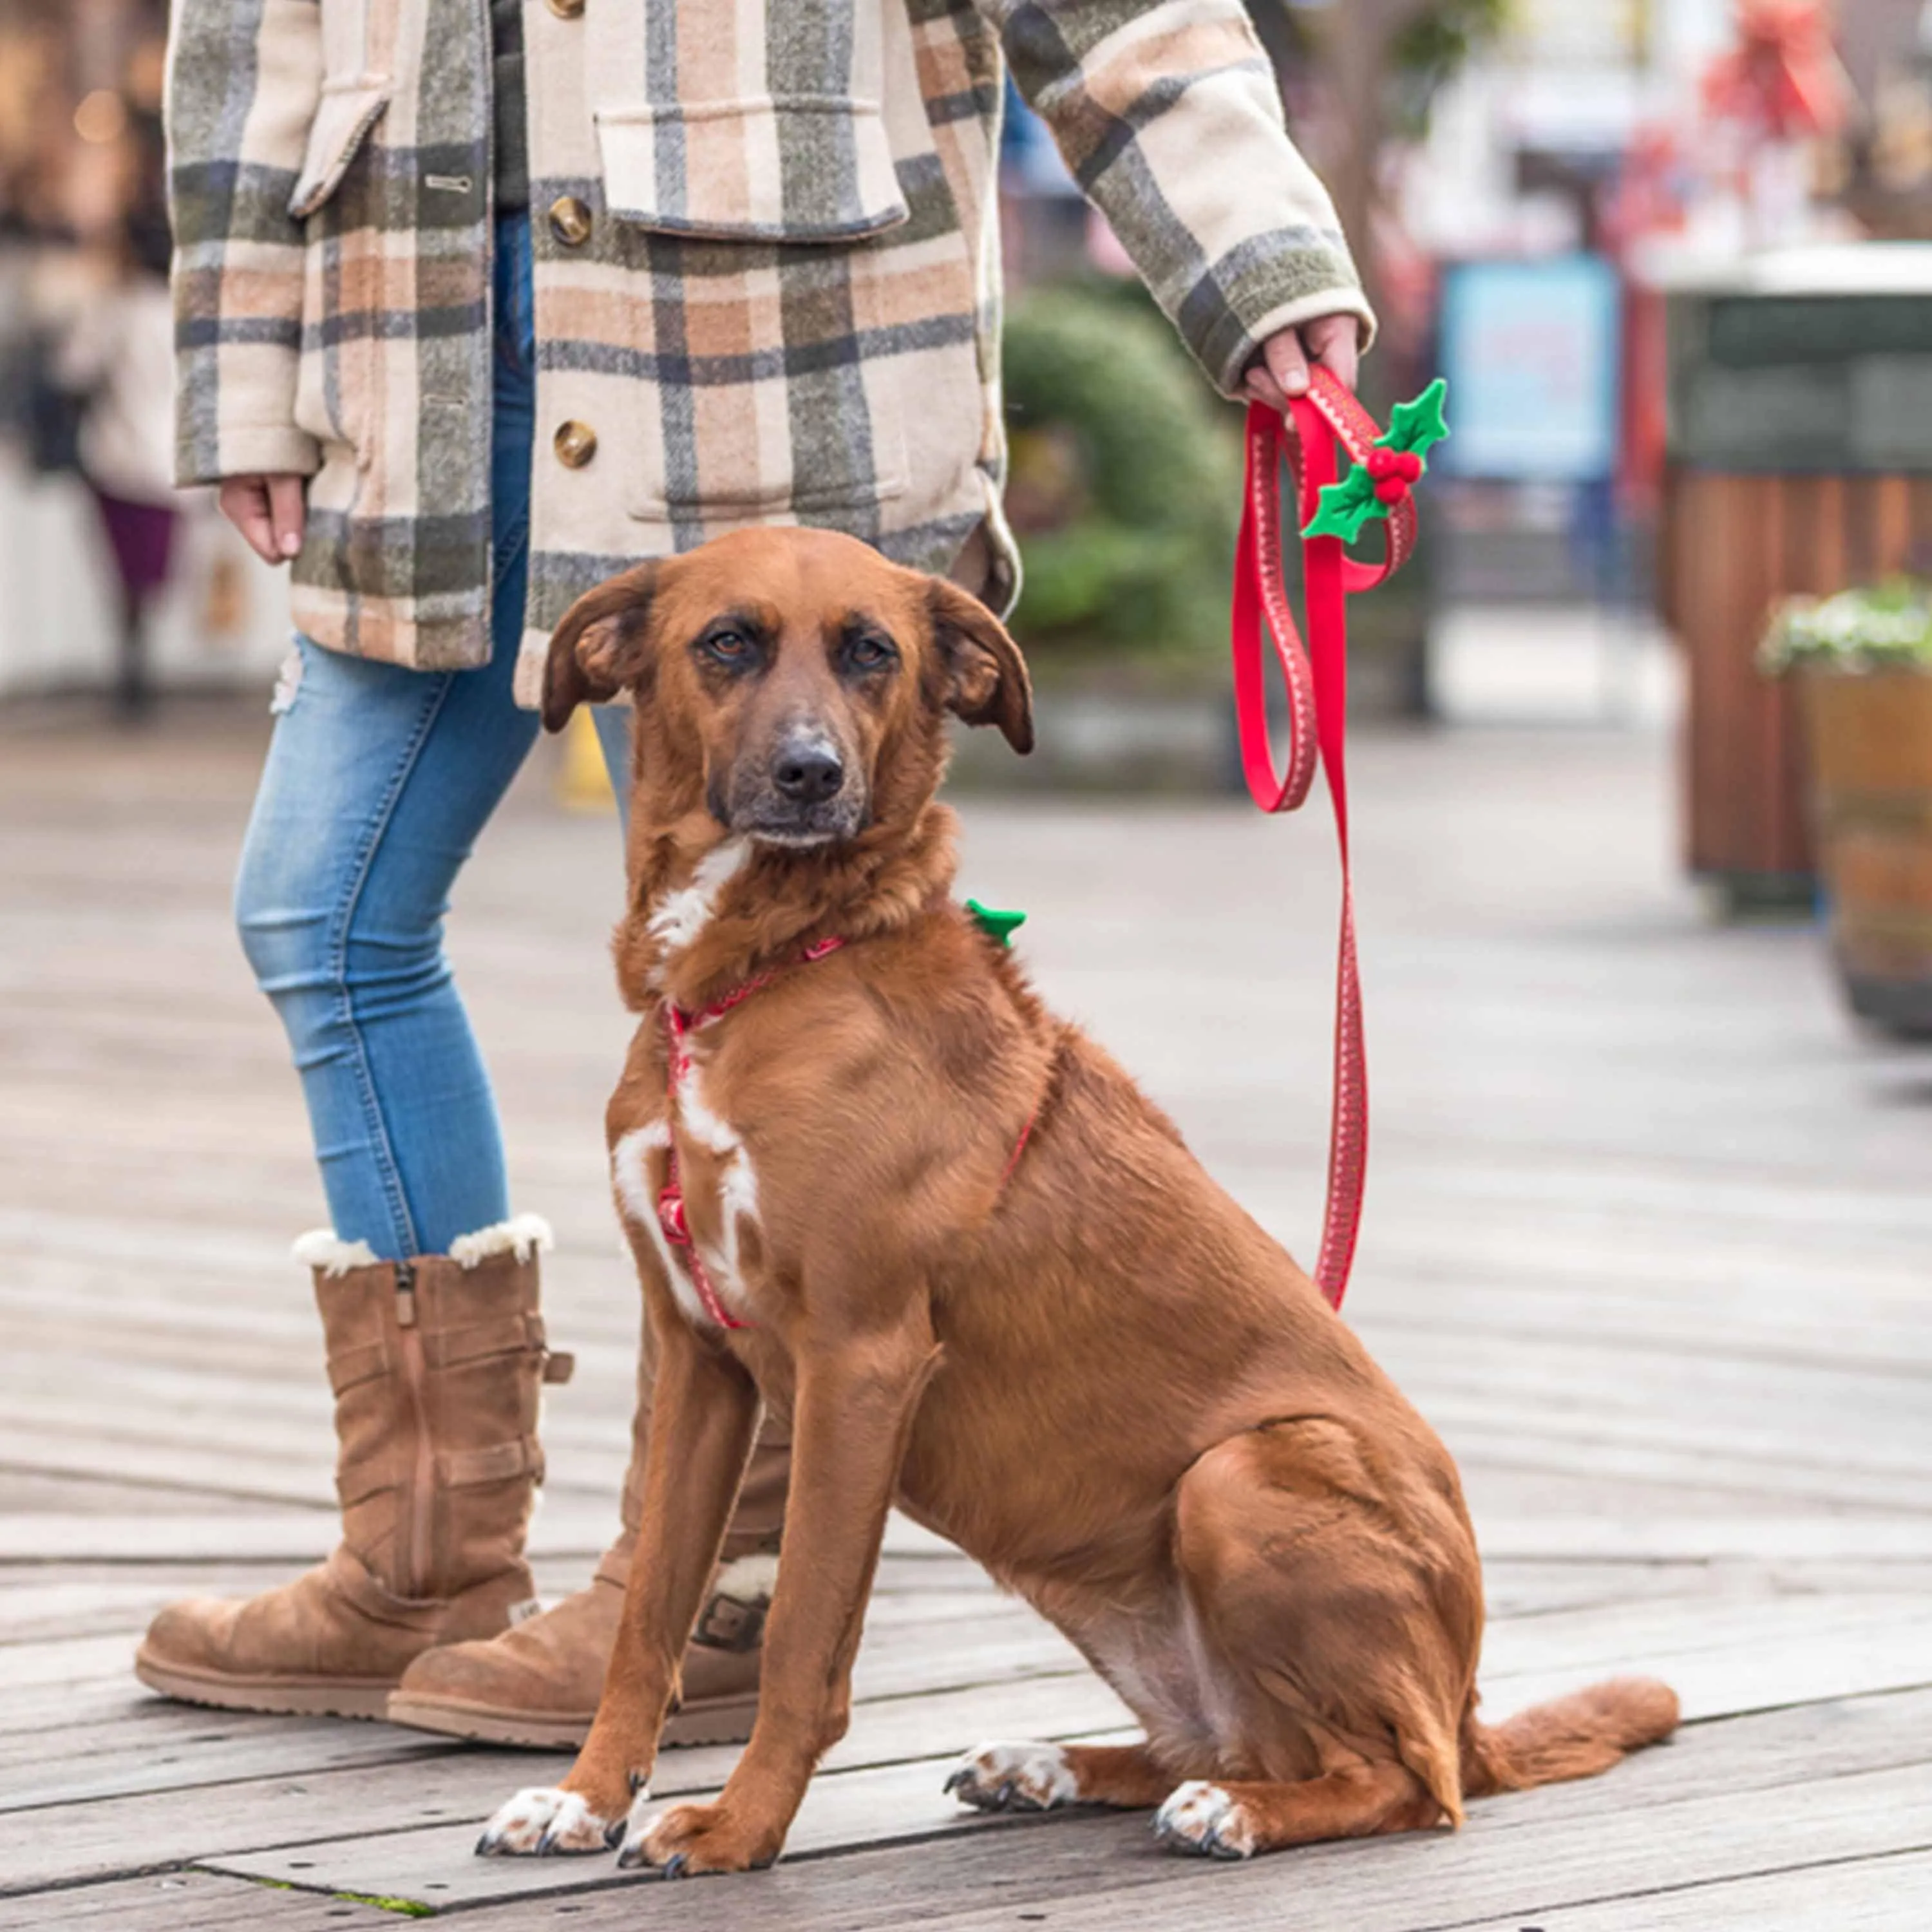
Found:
[135,1645,396,1721]
[383,1690,759,1752]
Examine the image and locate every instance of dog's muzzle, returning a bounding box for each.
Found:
[729,730,865,844]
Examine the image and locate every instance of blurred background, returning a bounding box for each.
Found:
[6,0,1932,1017]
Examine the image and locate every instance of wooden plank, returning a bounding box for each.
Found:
[1482,1593,1932,1723]
[0,1515,336,1566]
[1443,1848,1932,1932]
[1469,1514,1932,1564]
[0,1871,400,1930]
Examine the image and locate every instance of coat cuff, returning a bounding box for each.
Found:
[175,422,321,488]
[1189,250,1378,402]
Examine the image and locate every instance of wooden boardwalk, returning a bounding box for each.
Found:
[3,703,1929,1928]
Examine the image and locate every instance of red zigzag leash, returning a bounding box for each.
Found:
[1232,366,1434,1312]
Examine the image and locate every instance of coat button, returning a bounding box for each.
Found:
[545,0,583,15]
[554,421,598,469]
[548,195,592,247]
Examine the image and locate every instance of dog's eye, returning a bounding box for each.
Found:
[845,634,898,672]
[700,629,752,666]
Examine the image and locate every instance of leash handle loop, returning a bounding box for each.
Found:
[1232,368,1417,1312]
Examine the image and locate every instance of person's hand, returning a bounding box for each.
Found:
[1245,314,1361,410]
[219,474,307,565]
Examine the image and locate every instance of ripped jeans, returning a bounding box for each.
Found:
[234,212,629,1258]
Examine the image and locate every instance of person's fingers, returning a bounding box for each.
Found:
[1263,328,1312,399]
[219,477,281,565]
[266,474,307,560]
[1302,314,1361,393]
[1244,361,1289,414]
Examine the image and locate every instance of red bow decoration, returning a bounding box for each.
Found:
[1701,0,1847,140]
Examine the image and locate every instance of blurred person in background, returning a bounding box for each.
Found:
[45,96,177,718]
[135,0,1372,1753]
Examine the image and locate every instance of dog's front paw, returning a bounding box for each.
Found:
[945,1741,1079,1814]
[616,1797,780,1877]
[475,1786,620,1857]
[1153,1781,1254,1860]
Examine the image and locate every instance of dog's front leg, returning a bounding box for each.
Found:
[479,1307,761,1857]
[620,1315,940,1877]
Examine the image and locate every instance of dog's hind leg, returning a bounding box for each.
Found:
[948,1740,1175,1814]
[1166,1419,1481,1857]
[1155,1759,1439,1859]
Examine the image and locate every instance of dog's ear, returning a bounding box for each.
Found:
[927,578,1034,755]
[540,562,661,733]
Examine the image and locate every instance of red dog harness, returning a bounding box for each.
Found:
[655,932,1040,1332]
[656,936,847,1332]
[1233,368,1423,1312]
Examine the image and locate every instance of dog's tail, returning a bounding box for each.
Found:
[1461,1677,1680,1799]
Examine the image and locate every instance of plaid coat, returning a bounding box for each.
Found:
[168,0,1370,704]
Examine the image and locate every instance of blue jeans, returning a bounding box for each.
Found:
[236,213,629,1259]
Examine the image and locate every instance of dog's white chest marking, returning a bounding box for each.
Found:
[613,844,768,1329]
[646,838,748,982]
[612,1072,764,1331]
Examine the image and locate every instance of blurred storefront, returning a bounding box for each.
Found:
[6,0,1932,785]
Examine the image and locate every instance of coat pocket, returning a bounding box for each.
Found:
[290,86,390,462]
[596,98,906,242]
[589,0,907,242]
[288,84,390,222]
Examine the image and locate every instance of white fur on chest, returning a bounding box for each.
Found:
[611,835,769,1327]
[647,838,749,981]
[611,1056,763,1330]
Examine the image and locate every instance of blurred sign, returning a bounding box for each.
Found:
[1437,256,1622,481]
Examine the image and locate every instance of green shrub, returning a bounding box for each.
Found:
[1001,281,1241,665]
[1761,579,1932,673]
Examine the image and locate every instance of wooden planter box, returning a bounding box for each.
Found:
[1799,667,1932,1034]
[1663,469,1932,899]
[1658,256,1932,904]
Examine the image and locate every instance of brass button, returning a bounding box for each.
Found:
[545,0,583,16]
[554,421,597,469]
[548,194,592,247]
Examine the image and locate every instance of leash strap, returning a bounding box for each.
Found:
[1232,368,1417,1312]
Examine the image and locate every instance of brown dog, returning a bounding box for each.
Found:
[477,527,1677,1875]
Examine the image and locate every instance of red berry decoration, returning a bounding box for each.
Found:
[1302,378,1451,545]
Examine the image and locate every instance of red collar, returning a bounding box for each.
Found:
[665,935,846,1045]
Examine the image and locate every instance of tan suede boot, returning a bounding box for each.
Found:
[134,1217,571,1719]
[386,1349,788,1750]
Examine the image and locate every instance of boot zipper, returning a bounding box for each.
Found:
[394,1259,435,1600]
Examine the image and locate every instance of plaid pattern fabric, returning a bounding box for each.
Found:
[167,0,1371,692]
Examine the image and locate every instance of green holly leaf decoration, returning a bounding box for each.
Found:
[1383,377,1451,459]
[1300,377,1451,545]
[1302,466,1383,544]
[965,898,1027,947]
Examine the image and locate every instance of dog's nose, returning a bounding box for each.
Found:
[773,746,844,804]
